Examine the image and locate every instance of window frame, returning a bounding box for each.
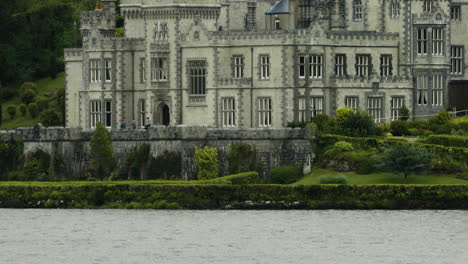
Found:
[390,97,404,121]
[104,100,112,128]
[139,99,146,128]
[310,97,324,118]
[432,73,444,107]
[345,96,359,111]
[90,59,101,83]
[298,55,307,79]
[417,28,428,55]
[221,97,236,127]
[450,46,464,76]
[258,97,272,128]
[451,5,461,21]
[309,55,323,79]
[416,74,429,106]
[353,0,363,21]
[356,54,371,77]
[390,1,400,18]
[104,59,112,83]
[188,60,207,96]
[151,57,168,82]
[335,54,347,77]
[140,58,146,83]
[380,55,393,77]
[233,55,245,79]
[90,100,102,129]
[367,97,384,123]
[260,55,271,80]
[432,28,445,56]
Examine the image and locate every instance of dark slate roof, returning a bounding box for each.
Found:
[265,0,289,14]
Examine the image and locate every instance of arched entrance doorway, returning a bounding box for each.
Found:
[155,103,170,126]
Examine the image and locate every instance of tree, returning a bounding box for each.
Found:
[28,103,39,118]
[40,109,61,127]
[399,105,410,121]
[126,144,151,180]
[194,146,219,180]
[7,105,16,119]
[21,89,37,105]
[88,123,115,179]
[377,144,432,183]
[334,108,377,137]
[19,104,27,116]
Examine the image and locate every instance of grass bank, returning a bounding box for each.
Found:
[294,169,468,185]
[0,183,467,210]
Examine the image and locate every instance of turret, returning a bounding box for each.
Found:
[80,1,117,46]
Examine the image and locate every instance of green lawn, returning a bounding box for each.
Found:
[1,73,64,129]
[293,168,468,185]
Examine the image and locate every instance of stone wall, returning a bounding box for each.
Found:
[0,125,314,180]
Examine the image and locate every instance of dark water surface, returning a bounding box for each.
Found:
[0,210,467,264]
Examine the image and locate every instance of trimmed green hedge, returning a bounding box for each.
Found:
[0,183,467,209]
[319,134,407,150]
[418,135,468,148]
[213,172,260,185]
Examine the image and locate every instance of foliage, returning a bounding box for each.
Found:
[20,89,37,105]
[431,155,465,174]
[323,141,354,158]
[146,151,182,180]
[0,87,17,100]
[88,123,116,179]
[116,27,125,37]
[318,134,407,151]
[126,144,151,180]
[377,144,433,182]
[399,105,410,121]
[0,142,19,181]
[19,104,27,116]
[390,120,409,136]
[418,135,468,148]
[228,144,258,174]
[37,99,50,112]
[428,111,453,134]
[27,103,39,118]
[19,82,37,98]
[6,105,16,119]
[194,146,219,180]
[269,166,303,184]
[287,121,308,129]
[311,114,335,135]
[320,175,348,184]
[40,109,61,127]
[213,172,260,185]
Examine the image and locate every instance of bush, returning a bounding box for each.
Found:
[126,144,151,180]
[323,141,354,158]
[320,175,348,184]
[429,111,454,134]
[399,105,410,121]
[312,114,336,134]
[287,121,308,128]
[340,151,379,174]
[37,99,50,112]
[147,151,182,180]
[269,166,303,184]
[431,156,465,174]
[408,128,420,137]
[418,135,468,148]
[334,108,378,137]
[7,105,16,119]
[40,110,61,127]
[194,146,219,180]
[228,144,258,174]
[19,104,27,116]
[21,89,37,105]
[19,82,37,97]
[88,123,116,179]
[28,103,39,118]
[215,172,260,185]
[390,120,409,136]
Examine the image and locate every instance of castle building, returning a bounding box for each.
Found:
[64,0,468,129]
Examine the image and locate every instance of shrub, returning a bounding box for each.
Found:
[228,144,258,174]
[19,82,37,97]
[269,166,302,184]
[0,142,19,181]
[376,122,391,136]
[320,175,348,184]
[390,120,409,136]
[341,151,379,174]
[40,110,61,127]
[418,135,468,148]
[126,144,151,180]
[7,105,16,119]
[28,103,39,118]
[147,151,182,180]
[429,111,454,134]
[22,159,48,181]
[399,105,410,121]
[19,104,27,116]
[408,128,420,137]
[88,123,116,179]
[37,99,50,112]
[333,108,378,137]
[431,156,465,174]
[215,172,260,185]
[21,89,37,105]
[312,114,336,135]
[194,146,219,180]
[323,141,354,158]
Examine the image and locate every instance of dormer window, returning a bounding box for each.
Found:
[423,0,432,13]
[391,1,400,18]
[274,16,281,30]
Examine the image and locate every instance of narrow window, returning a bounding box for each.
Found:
[298,55,306,78]
[104,59,112,82]
[391,97,404,121]
[298,97,306,122]
[260,55,270,79]
[90,100,102,128]
[380,55,393,77]
[222,98,236,127]
[189,60,207,95]
[432,28,444,56]
[356,55,370,77]
[310,97,324,118]
[139,99,146,128]
[274,15,281,30]
[451,6,461,20]
[417,74,428,106]
[417,28,428,55]
[391,1,400,18]
[354,0,363,21]
[233,56,244,78]
[90,59,101,83]
[151,58,168,82]
[140,58,146,83]
[335,54,347,77]
[367,97,383,123]
[345,97,359,111]
[258,98,272,127]
[160,23,168,40]
[432,73,444,106]
[309,55,323,79]
[104,100,112,128]
[423,0,432,13]
[451,46,464,75]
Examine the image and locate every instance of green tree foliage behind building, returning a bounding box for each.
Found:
[0,0,98,85]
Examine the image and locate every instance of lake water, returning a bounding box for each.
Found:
[0,210,467,264]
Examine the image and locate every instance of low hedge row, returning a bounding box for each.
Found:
[212,172,260,185]
[0,184,467,209]
[418,135,468,148]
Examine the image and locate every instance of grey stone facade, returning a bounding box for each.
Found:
[64,0,468,129]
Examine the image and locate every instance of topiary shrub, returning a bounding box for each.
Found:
[19,104,27,116]
[21,89,37,105]
[390,120,409,136]
[28,103,39,118]
[40,109,61,127]
[320,175,348,184]
[194,146,219,180]
[269,165,303,184]
[7,105,16,119]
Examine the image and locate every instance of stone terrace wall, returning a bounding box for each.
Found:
[0,125,314,180]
